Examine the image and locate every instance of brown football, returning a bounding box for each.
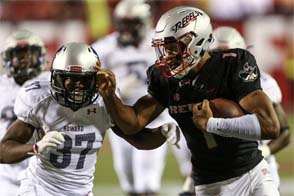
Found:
[209,98,245,118]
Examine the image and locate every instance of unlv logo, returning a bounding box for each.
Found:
[171,10,203,33]
[239,62,258,82]
[87,108,97,115]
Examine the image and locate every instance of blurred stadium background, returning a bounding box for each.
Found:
[0,0,293,195]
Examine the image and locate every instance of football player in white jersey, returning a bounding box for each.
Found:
[0,42,180,196]
[0,29,48,196]
[210,26,290,188]
[92,0,191,195]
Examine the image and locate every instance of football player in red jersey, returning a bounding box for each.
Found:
[97,6,281,196]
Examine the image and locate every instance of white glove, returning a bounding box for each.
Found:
[160,123,181,149]
[34,131,65,154]
[258,144,271,159]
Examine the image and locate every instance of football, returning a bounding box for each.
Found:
[209,98,245,118]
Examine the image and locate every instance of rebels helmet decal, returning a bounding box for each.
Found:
[171,10,203,33]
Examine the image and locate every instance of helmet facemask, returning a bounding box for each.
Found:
[115,17,146,47]
[152,7,213,79]
[1,29,46,85]
[152,32,200,79]
[51,70,98,111]
[4,45,43,85]
[113,0,152,47]
[50,43,101,112]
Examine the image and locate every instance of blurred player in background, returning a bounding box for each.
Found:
[0,29,47,196]
[210,26,291,187]
[97,6,281,196]
[0,42,180,196]
[92,0,191,195]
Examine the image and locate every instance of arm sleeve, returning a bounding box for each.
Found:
[230,50,262,101]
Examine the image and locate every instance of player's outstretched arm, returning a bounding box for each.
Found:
[111,123,180,150]
[0,119,35,163]
[97,68,165,135]
[0,120,65,164]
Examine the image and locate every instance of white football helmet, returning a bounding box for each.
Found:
[114,0,152,47]
[152,6,213,79]
[50,42,100,111]
[210,26,246,50]
[1,29,46,85]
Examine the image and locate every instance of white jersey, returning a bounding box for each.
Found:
[0,72,51,196]
[0,74,21,138]
[92,31,154,104]
[15,80,113,196]
[0,72,51,192]
[260,71,282,186]
[260,71,282,104]
[260,71,282,146]
[0,74,25,192]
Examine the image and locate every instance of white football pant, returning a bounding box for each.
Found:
[108,130,167,193]
[266,156,280,187]
[170,130,192,178]
[18,170,93,196]
[195,159,280,196]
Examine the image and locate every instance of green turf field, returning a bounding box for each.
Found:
[93,114,294,195]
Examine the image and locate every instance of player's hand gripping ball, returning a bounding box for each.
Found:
[193,98,245,131]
